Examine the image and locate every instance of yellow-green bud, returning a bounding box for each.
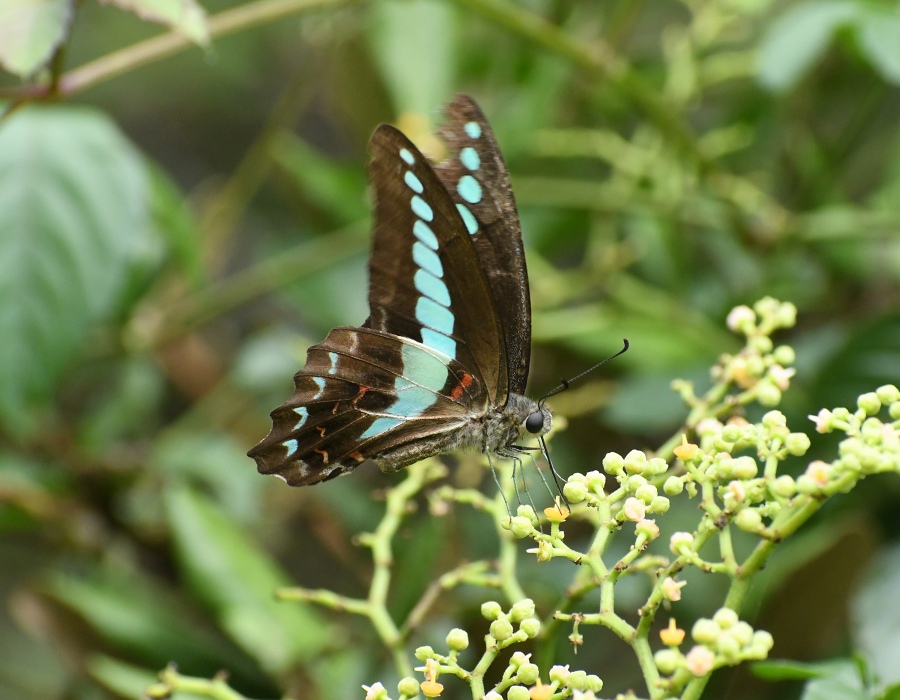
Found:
[785,432,811,456]
[398,677,420,697]
[516,504,537,522]
[516,663,540,685]
[585,470,607,492]
[566,670,588,690]
[446,628,469,651]
[603,452,624,474]
[654,648,680,675]
[415,646,435,660]
[481,601,502,620]
[563,480,588,503]
[692,618,721,644]
[507,685,530,700]
[635,484,658,504]
[647,457,669,475]
[520,618,541,638]
[770,475,796,498]
[876,384,899,404]
[509,598,536,622]
[731,621,754,647]
[712,608,739,629]
[650,496,671,514]
[717,631,742,659]
[490,618,514,641]
[509,516,534,538]
[549,666,570,684]
[586,675,603,692]
[756,381,782,406]
[857,392,882,416]
[732,456,758,479]
[735,508,763,532]
[664,476,684,496]
[773,345,795,366]
[752,630,774,651]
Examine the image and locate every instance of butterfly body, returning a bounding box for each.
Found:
[249,95,550,487]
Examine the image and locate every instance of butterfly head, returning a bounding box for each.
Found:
[524,404,552,437]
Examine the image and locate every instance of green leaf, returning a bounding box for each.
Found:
[86,655,158,700]
[753,658,854,681]
[851,546,900,688]
[0,0,71,77]
[165,486,333,673]
[757,0,858,92]
[801,662,872,700]
[0,107,149,435]
[44,569,267,685]
[271,131,368,225]
[147,163,206,287]
[98,0,209,45]
[369,0,455,117]
[858,9,900,85]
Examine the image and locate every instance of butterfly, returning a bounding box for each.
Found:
[248,94,552,487]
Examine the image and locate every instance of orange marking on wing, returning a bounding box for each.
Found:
[314,448,329,464]
[350,451,364,462]
[332,401,340,414]
[317,426,326,437]
[450,372,474,400]
[352,386,370,406]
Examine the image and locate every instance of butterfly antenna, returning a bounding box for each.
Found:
[538,436,570,510]
[538,339,630,404]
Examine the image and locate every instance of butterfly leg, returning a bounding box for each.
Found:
[485,451,512,517]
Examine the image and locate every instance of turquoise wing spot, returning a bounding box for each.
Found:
[399,148,415,165]
[413,220,439,249]
[312,377,326,398]
[404,170,424,193]
[327,352,339,375]
[414,268,451,306]
[412,241,443,278]
[456,204,478,234]
[464,121,482,139]
[411,195,434,222]
[460,147,480,171]
[293,407,308,429]
[284,439,299,457]
[420,330,456,361]
[391,385,440,417]
[416,296,454,335]
[401,343,451,388]
[457,175,482,204]
[362,416,403,439]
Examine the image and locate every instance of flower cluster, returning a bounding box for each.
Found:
[654,609,773,684]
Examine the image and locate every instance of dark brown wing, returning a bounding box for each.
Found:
[363,123,509,406]
[433,94,531,395]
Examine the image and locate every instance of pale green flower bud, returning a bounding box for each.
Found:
[507,685,530,700]
[664,476,684,496]
[732,456,759,479]
[735,508,763,532]
[692,618,721,644]
[481,601,502,620]
[602,452,624,474]
[509,599,536,622]
[446,628,469,651]
[858,392,881,416]
[415,646,435,660]
[398,677,420,697]
[520,618,541,638]
[563,480,588,503]
[516,663,539,685]
[712,608,739,629]
[772,345,795,366]
[786,432,811,456]
[756,380,782,406]
[490,617,513,641]
[654,648,681,675]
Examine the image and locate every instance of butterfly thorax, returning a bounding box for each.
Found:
[372,392,551,474]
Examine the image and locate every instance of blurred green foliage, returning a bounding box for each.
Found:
[1,0,900,698]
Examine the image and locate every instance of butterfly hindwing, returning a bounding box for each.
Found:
[364,125,509,406]
[248,327,489,485]
[435,95,531,395]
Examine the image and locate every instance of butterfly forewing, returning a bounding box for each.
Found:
[435,95,531,395]
[364,125,509,405]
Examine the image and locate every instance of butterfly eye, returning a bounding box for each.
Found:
[524,411,544,434]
